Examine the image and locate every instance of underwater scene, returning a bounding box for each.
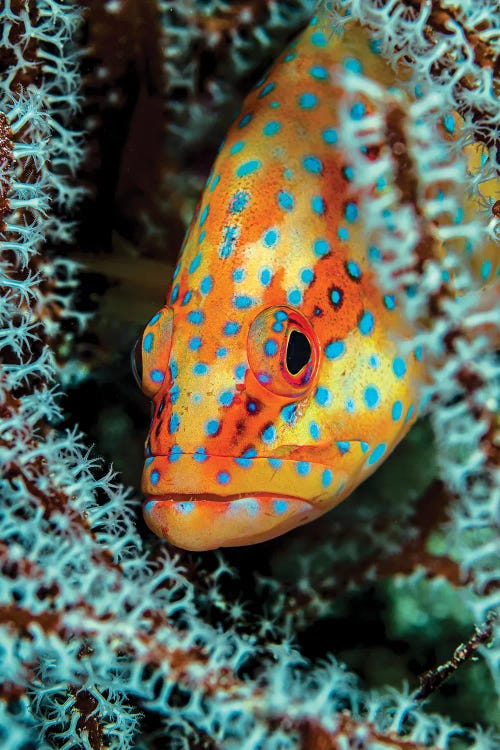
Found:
[0,0,499,748]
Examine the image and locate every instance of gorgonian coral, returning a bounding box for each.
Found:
[0,1,498,748]
[333,0,499,688]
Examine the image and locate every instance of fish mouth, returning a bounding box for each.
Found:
[143,492,317,551]
[141,444,369,550]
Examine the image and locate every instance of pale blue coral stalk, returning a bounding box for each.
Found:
[335,0,500,692]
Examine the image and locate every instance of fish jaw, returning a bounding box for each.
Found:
[143,494,316,550]
[141,446,369,549]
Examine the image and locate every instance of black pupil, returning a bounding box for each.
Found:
[286,330,311,375]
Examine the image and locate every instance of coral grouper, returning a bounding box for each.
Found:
[135,9,424,550]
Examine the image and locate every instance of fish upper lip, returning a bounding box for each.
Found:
[146,441,365,463]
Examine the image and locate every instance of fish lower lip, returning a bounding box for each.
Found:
[143,493,316,551]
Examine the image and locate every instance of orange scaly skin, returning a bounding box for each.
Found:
[138,13,424,550]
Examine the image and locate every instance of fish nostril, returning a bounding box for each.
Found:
[131,337,143,390]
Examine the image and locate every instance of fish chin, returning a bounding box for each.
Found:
[143,493,316,550]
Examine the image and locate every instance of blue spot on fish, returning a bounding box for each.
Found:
[299,92,318,109]
[237,159,261,177]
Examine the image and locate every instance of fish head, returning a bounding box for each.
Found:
[137,244,421,551]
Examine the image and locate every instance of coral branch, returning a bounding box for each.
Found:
[415,611,497,701]
[300,716,429,750]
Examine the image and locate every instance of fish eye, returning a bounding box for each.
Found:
[134,306,174,398]
[286,329,311,375]
[131,337,143,389]
[247,306,319,398]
